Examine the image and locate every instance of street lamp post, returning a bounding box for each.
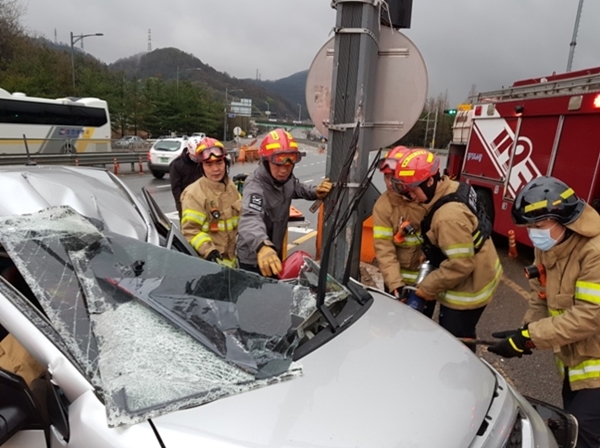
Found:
[297,103,302,122]
[223,88,243,141]
[70,32,103,96]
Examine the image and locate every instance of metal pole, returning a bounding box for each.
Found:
[431,107,439,149]
[423,111,430,147]
[297,104,302,121]
[567,0,585,72]
[176,66,179,94]
[324,1,380,281]
[70,32,76,96]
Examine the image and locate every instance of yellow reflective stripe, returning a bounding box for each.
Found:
[443,243,475,259]
[265,143,282,150]
[190,233,212,251]
[401,269,419,285]
[205,217,239,233]
[556,358,600,382]
[443,258,502,306]
[575,280,600,304]
[560,188,575,200]
[472,230,484,248]
[509,338,524,353]
[549,308,563,317]
[397,169,415,177]
[218,258,238,268]
[181,209,206,226]
[524,199,548,213]
[373,226,393,240]
[395,236,422,247]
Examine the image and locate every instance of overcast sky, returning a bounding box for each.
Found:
[20,0,600,106]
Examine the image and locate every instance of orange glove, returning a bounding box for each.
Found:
[316,178,333,199]
[416,286,437,301]
[257,245,282,277]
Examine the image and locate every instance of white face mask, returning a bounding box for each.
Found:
[527,222,564,251]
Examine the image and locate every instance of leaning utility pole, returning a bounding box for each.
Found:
[323,1,381,281]
[566,0,585,72]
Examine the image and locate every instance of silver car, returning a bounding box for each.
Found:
[0,166,577,448]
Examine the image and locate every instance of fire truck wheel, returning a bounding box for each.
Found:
[475,187,495,226]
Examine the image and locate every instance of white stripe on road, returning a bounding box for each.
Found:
[288,226,315,235]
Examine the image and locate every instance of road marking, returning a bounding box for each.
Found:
[287,230,318,250]
[288,226,315,234]
[500,275,530,300]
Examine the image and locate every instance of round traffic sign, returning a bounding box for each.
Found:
[305,28,428,149]
[233,126,242,137]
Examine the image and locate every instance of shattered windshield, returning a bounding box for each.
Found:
[0,206,350,426]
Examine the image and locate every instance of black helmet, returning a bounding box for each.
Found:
[512,176,585,225]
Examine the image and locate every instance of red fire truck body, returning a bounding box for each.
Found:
[446,67,600,246]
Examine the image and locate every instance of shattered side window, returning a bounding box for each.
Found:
[0,207,309,427]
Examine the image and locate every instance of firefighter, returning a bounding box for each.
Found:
[170,135,205,219]
[390,148,502,343]
[180,137,240,267]
[488,176,600,448]
[372,146,433,315]
[236,129,332,277]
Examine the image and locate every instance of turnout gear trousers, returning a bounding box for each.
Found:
[180,176,241,265]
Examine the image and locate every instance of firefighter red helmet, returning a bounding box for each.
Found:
[196,137,226,162]
[278,250,311,280]
[378,145,410,175]
[391,148,440,194]
[259,129,303,165]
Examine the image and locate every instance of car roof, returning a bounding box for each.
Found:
[0,165,157,244]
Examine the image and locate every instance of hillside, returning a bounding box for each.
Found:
[108,48,301,120]
[248,70,308,119]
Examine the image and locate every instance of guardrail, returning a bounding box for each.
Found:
[0,151,147,167]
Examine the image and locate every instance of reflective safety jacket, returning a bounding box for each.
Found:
[372,190,428,291]
[418,177,502,310]
[180,176,241,266]
[525,204,600,391]
[236,163,317,266]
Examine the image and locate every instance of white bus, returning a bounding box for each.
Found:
[0,88,112,154]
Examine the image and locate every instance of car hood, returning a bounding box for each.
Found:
[0,165,157,244]
[152,289,496,448]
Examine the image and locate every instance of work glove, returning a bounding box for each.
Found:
[257,245,282,277]
[205,250,223,264]
[315,178,333,200]
[487,325,535,358]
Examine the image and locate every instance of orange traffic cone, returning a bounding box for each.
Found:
[138,155,144,174]
[113,157,119,175]
[508,230,518,258]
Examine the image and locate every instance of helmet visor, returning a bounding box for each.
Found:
[269,150,303,166]
[377,158,398,173]
[199,147,225,162]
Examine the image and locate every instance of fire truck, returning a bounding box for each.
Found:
[446,66,600,246]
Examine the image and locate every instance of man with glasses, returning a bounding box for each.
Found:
[390,148,501,347]
[180,137,241,267]
[236,129,332,277]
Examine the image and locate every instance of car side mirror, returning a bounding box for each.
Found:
[0,368,49,447]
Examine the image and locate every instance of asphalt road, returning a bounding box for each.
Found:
[116,150,563,410]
